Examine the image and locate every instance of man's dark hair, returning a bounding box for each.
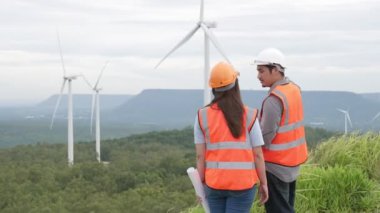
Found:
[265,64,285,76]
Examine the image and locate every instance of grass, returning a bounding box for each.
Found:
[185,133,380,213]
[310,132,380,181]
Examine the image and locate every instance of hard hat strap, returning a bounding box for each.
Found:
[214,81,236,92]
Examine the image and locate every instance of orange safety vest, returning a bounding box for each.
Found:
[198,104,259,190]
[261,82,308,167]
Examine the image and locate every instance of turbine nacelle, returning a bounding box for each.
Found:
[64,75,80,80]
[336,108,353,126]
[337,108,353,134]
[51,32,87,166]
[88,61,108,163]
[198,21,217,28]
[155,0,232,105]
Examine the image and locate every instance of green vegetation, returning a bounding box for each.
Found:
[0,119,165,148]
[0,120,336,149]
[0,128,196,213]
[295,165,379,212]
[305,126,338,149]
[189,133,380,213]
[2,126,371,213]
[310,133,380,180]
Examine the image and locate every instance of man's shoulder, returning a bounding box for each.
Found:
[264,94,282,105]
[262,94,283,114]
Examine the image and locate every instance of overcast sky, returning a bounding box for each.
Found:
[0,0,379,104]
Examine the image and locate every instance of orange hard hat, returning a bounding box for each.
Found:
[209,62,238,91]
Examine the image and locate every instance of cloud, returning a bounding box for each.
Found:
[0,0,379,102]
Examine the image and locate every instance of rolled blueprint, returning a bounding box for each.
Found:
[187,167,210,213]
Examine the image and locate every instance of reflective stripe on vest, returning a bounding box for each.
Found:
[278,120,304,133]
[206,161,256,170]
[206,141,252,150]
[200,107,210,143]
[272,89,289,124]
[265,137,306,151]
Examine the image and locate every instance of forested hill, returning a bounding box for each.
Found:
[114,89,380,130]
[0,127,335,212]
[0,128,195,212]
[1,90,379,149]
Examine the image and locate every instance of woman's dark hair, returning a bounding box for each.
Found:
[209,79,244,138]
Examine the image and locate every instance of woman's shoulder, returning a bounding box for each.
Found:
[243,105,258,111]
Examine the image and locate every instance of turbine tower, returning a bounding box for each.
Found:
[337,108,353,134]
[155,0,231,105]
[82,62,109,163]
[50,32,81,166]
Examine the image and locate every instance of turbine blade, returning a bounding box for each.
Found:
[346,113,353,128]
[56,31,67,77]
[90,93,96,134]
[50,79,66,129]
[80,74,93,89]
[155,24,200,69]
[94,61,109,89]
[336,108,347,114]
[372,112,380,122]
[200,23,231,64]
[200,0,204,21]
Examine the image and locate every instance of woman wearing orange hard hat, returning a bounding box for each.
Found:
[194,61,268,213]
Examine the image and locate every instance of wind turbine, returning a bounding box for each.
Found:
[50,32,81,166]
[155,0,231,105]
[337,108,353,134]
[371,112,380,123]
[82,62,109,163]
[371,112,380,133]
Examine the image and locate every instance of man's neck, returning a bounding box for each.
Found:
[269,77,288,93]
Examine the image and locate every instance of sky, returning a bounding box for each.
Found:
[0,0,379,105]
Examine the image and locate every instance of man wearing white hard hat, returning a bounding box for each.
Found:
[252,48,308,213]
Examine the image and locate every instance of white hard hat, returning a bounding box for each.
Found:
[253,48,286,68]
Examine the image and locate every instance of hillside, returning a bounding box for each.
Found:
[0,128,195,213]
[114,89,380,131]
[3,90,380,131]
[362,93,380,103]
[0,127,337,213]
[0,94,132,121]
[1,90,380,148]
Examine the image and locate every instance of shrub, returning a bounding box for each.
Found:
[310,133,380,181]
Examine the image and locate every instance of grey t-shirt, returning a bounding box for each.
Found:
[260,77,300,182]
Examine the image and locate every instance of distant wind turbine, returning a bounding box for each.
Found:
[82,62,109,163]
[50,32,87,166]
[155,0,232,105]
[371,112,380,123]
[337,108,353,134]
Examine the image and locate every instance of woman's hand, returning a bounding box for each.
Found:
[259,184,269,204]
